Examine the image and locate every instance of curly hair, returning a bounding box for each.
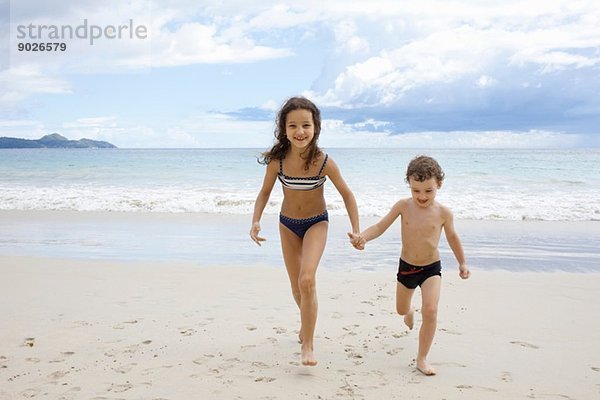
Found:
[406,155,445,184]
[259,96,322,171]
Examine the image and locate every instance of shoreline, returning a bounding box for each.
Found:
[1,210,599,272]
[1,256,598,399]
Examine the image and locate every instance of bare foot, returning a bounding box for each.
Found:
[404,308,414,330]
[301,345,317,366]
[416,358,436,376]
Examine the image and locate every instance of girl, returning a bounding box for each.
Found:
[250,96,360,366]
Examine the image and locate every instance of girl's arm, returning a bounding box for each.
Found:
[442,207,470,279]
[325,157,360,234]
[250,160,278,246]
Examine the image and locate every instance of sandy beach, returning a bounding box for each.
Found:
[1,254,599,399]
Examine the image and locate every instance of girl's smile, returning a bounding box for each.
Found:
[286,109,315,149]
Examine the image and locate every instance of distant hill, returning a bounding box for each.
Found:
[0,133,117,149]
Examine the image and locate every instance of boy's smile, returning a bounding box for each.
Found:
[409,177,440,208]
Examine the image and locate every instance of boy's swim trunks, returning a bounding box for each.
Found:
[397,259,442,289]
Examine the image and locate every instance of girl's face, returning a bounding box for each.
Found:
[285,109,315,150]
[409,177,441,208]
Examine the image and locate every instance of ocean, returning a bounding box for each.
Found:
[1,148,599,221]
[1,148,599,271]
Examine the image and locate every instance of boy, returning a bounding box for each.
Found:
[348,155,470,375]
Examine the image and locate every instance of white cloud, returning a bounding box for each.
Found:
[476,75,498,88]
[333,20,369,54]
[168,112,274,148]
[298,1,600,108]
[146,22,292,67]
[58,116,159,148]
[0,66,71,107]
[62,116,118,129]
[3,0,598,148]
[320,125,585,149]
[0,119,46,139]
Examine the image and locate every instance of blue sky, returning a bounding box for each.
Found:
[1,0,599,148]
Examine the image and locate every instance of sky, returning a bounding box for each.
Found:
[1,0,599,148]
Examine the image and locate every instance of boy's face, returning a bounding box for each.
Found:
[408,177,441,208]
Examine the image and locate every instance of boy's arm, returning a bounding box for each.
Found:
[360,200,404,242]
[442,208,470,279]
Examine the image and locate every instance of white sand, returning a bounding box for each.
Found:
[1,255,599,399]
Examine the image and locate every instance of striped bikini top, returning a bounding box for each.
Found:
[278,154,328,191]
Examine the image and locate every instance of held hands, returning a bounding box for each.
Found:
[459,264,471,279]
[249,222,266,246]
[347,232,366,250]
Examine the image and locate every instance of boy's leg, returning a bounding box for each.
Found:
[396,282,416,329]
[417,275,441,375]
[297,221,328,366]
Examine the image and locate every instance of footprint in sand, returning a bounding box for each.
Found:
[19,389,41,398]
[344,347,364,365]
[254,376,276,383]
[192,356,209,365]
[437,361,467,368]
[179,328,196,336]
[109,383,133,393]
[456,384,498,392]
[239,344,256,352]
[342,325,360,336]
[113,320,140,330]
[23,338,35,347]
[386,347,403,356]
[245,324,257,331]
[47,370,69,380]
[112,363,137,374]
[510,340,539,349]
[439,328,462,335]
[273,327,287,334]
[591,367,600,372]
[501,371,513,382]
[251,361,269,368]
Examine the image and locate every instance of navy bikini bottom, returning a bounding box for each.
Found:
[279,211,329,239]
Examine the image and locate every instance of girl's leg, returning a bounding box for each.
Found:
[279,223,303,307]
[279,223,303,341]
[416,275,441,375]
[396,283,416,330]
[297,221,328,366]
